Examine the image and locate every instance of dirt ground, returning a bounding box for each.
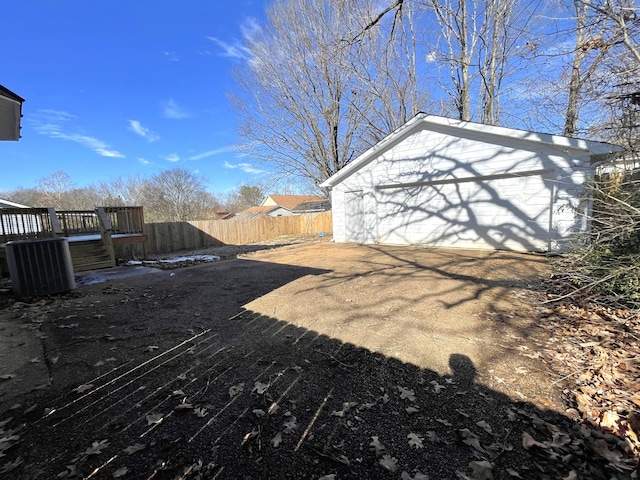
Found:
[0,239,636,479]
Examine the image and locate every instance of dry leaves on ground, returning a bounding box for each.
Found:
[534,299,640,471]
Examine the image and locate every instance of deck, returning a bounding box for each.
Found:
[0,206,147,274]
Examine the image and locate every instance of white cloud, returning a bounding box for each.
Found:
[240,17,261,41]
[138,157,151,165]
[35,109,77,122]
[163,51,179,62]
[162,99,191,119]
[29,110,124,158]
[206,36,252,60]
[165,153,180,162]
[223,160,265,174]
[128,120,159,142]
[188,145,236,160]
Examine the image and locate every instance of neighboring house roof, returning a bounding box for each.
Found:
[0,198,30,208]
[291,200,331,213]
[214,211,234,220]
[0,84,25,141]
[235,205,278,218]
[320,113,623,189]
[261,194,325,210]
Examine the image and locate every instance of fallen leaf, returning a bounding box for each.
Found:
[271,432,282,447]
[469,460,493,480]
[398,386,416,402]
[194,407,208,418]
[506,468,522,478]
[253,381,269,395]
[0,374,16,381]
[592,439,635,470]
[283,416,297,434]
[379,454,398,472]
[369,436,385,456]
[146,413,163,426]
[112,466,128,478]
[143,345,159,352]
[430,380,445,393]
[318,475,336,480]
[229,383,244,397]
[406,406,420,414]
[401,472,429,480]
[460,429,486,453]
[85,439,109,456]
[522,432,548,450]
[408,432,424,449]
[253,409,266,418]
[476,420,493,434]
[123,443,145,455]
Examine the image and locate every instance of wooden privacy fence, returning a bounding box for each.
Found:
[118,211,333,257]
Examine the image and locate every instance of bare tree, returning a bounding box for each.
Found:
[0,187,46,207]
[222,185,264,213]
[576,0,640,147]
[231,0,427,186]
[36,171,76,209]
[562,0,614,136]
[425,0,532,124]
[95,176,146,206]
[140,168,218,222]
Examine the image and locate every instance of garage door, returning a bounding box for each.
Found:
[375,174,553,251]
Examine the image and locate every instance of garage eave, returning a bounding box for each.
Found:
[320,113,623,189]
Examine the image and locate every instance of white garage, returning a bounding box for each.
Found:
[320,114,621,253]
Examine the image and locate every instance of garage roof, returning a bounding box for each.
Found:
[320,113,622,189]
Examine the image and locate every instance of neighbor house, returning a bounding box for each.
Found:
[236,194,327,218]
[0,85,24,141]
[320,113,621,253]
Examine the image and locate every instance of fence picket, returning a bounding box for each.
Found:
[114,212,332,258]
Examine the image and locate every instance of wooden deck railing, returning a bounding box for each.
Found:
[103,206,145,235]
[0,208,57,242]
[0,206,146,244]
[56,210,101,236]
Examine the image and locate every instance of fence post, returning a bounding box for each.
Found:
[96,207,116,266]
[48,208,63,237]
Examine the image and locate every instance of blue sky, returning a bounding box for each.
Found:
[1,0,268,193]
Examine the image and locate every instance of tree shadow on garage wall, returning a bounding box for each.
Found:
[346,129,589,252]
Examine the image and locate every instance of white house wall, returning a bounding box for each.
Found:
[331,125,592,252]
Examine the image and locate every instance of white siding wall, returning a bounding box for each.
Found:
[331,125,592,252]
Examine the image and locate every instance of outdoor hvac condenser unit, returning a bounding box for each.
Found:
[6,238,76,296]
